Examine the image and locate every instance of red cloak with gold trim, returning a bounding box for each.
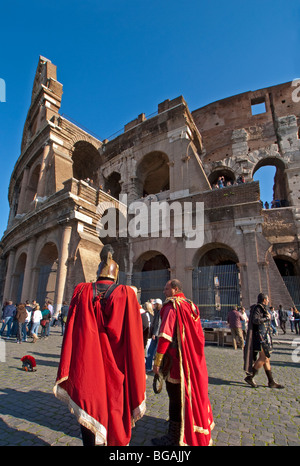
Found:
[157,293,214,446]
[53,282,146,446]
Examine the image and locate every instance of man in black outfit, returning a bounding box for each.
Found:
[244,293,284,389]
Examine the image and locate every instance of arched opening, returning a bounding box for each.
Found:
[274,256,300,308]
[11,253,27,303]
[132,251,170,302]
[72,141,100,187]
[193,245,241,320]
[253,157,288,208]
[208,167,236,189]
[104,171,121,198]
[35,242,58,307]
[136,152,169,198]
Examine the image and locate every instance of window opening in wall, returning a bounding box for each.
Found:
[251,97,266,115]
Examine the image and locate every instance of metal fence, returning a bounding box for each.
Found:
[132,269,170,303]
[192,264,241,320]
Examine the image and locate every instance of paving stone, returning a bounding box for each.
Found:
[0,327,299,446]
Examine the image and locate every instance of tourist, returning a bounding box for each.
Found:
[227,307,244,349]
[0,300,16,339]
[54,245,146,446]
[278,304,288,334]
[239,306,249,341]
[40,304,51,339]
[293,307,300,335]
[152,279,214,446]
[145,299,162,372]
[15,303,28,344]
[30,304,42,343]
[269,306,278,335]
[244,293,284,389]
[59,301,69,335]
[23,302,32,341]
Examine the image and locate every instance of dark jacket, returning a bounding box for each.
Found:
[244,303,272,373]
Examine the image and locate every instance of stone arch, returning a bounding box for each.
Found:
[136,151,170,198]
[208,166,236,187]
[192,243,241,319]
[34,242,59,306]
[252,156,288,206]
[71,141,101,186]
[104,171,121,198]
[132,250,170,302]
[193,242,239,267]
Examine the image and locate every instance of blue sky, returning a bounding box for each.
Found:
[0,0,299,238]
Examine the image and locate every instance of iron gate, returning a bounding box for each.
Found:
[132,269,170,303]
[192,264,241,320]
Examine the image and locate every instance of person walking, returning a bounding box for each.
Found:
[227,307,244,350]
[244,293,284,389]
[30,304,42,343]
[269,306,278,335]
[145,299,162,372]
[293,307,300,335]
[152,279,214,446]
[53,245,146,446]
[278,305,288,334]
[0,301,16,338]
[59,301,69,336]
[15,303,28,344]
[40,304,51,339]
[239,307,249,342]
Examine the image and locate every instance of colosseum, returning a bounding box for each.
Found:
[1,56,299,320]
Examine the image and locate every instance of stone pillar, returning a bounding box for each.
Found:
[20,237,36,302]
[16,167,30,214]
[36,143,51,199]
[54,224,72,314]
[2,249,16,301]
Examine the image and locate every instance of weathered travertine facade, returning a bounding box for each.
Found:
[1,57,299,317]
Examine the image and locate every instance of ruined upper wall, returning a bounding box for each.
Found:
[192,81,300,163]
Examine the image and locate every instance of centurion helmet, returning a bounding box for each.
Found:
[96,244,119,281]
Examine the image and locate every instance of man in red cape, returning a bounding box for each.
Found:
[152,279,214,446]
[53,245,146,446]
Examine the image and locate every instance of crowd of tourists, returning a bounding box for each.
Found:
[227,303,300,350]
[0,298,69,343]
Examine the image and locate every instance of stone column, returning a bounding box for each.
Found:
[2,249,16,302]
[54,224,72,314]
[16,166,30,214]
[20,237,36,302]
[36,143,51,199]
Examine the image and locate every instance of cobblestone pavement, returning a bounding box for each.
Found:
[0,326,299,447]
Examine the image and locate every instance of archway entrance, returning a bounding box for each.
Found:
[274,257,300,308]
[72,141,100,186]
[35,243,58,307]
[132,251,170,303]
[193,245,241,320]
[136,152,169,198]
[253,157,288,208]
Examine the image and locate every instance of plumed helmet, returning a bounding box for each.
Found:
[97,244,119,281]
